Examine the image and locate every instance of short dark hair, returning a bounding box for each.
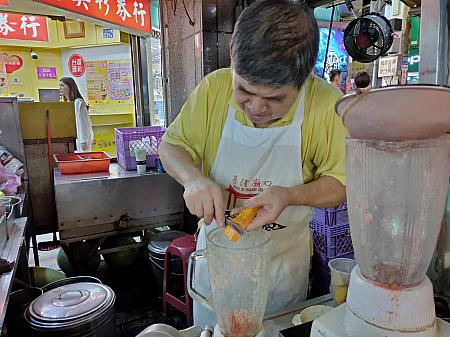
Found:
[230,0,319,89]
[354,71,371,88]
[329,69,342,82]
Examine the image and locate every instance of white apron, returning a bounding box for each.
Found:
[192,85,312,327]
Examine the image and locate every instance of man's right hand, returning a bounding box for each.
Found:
[183,175,225,227]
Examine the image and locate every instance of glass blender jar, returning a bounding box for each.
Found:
[346,136,449,287]
[189,228,272,337]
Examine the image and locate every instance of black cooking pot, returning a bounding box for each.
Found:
[148,230,186,297]
[5,287,43,337]
[24,277,116,337]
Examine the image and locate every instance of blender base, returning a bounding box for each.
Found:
[311,304,450,337]
[213,324,265,337]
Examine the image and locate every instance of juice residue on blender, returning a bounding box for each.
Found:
[220,310,260,337]
[370,261,422,289]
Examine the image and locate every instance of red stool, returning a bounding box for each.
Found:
[163,234,196,325]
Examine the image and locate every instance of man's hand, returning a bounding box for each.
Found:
[184,175,225,227]
[233,186,291,231]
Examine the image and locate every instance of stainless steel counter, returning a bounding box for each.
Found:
[54,163,185,243]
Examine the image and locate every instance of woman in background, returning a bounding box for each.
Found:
[59,77,94,152]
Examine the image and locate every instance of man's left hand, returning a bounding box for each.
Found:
[233,186,291,231]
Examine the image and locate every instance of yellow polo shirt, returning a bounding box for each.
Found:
[163,68,347,185]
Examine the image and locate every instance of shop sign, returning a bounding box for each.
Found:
[68,54,86,77]
[35,0,151,34]
[102,28,114,39]
[378,56,398,78]
[408,48,420,73]
[151,28,160,39]
[37,67,57,79]
[0,0,8,7]
[0,12,49,41]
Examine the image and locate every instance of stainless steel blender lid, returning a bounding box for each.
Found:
[335,85,450,141]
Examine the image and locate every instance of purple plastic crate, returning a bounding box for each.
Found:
[310,219,353,259]
[311,203,349,227]
[115,126,166,170]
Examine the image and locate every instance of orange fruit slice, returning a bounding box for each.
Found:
[224,207,260,242]
[232,207,259,229]
[224,225,240,242]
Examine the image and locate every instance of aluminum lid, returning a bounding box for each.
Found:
[29,282,114,323]
[148,230,186,254]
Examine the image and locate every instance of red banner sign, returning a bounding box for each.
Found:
[0,12,49,41]
[68,54,86,77]
[35,0,151,34]
[0,0,8,7]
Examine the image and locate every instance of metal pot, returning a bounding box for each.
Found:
[147,230,185,297]
[25,279,116,337]
[41,276,101,293]
[5,287,43,337]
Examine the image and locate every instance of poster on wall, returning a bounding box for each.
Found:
[86,61,109,103]
[107,60,134,104]
[314,28,348,81]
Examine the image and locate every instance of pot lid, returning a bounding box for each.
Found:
[30,282,113,322]
[148,230,186,254]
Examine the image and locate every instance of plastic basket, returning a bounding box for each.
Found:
[115,126,166,170]
[53,152,110,174]
[310,219,353,259]
[311,203,349,227]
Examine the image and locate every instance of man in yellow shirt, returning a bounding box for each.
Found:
[160,0,347,327]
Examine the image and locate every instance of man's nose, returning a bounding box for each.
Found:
[248,97,268,115]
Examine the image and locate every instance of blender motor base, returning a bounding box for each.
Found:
[311,304,450,337]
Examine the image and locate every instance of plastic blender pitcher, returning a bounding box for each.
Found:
[346,136,449,287]
[188,228,272,337]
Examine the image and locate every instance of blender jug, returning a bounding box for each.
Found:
[346,136,450,287]
[188,228,272,337]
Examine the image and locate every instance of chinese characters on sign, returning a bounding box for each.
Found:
[378,56,399,78]
[224,175,273,209]
[37,67,57,79]
[0,12,48,41]
[68,54,86,77]
[231,175,272,194]
[35,0,151,34]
